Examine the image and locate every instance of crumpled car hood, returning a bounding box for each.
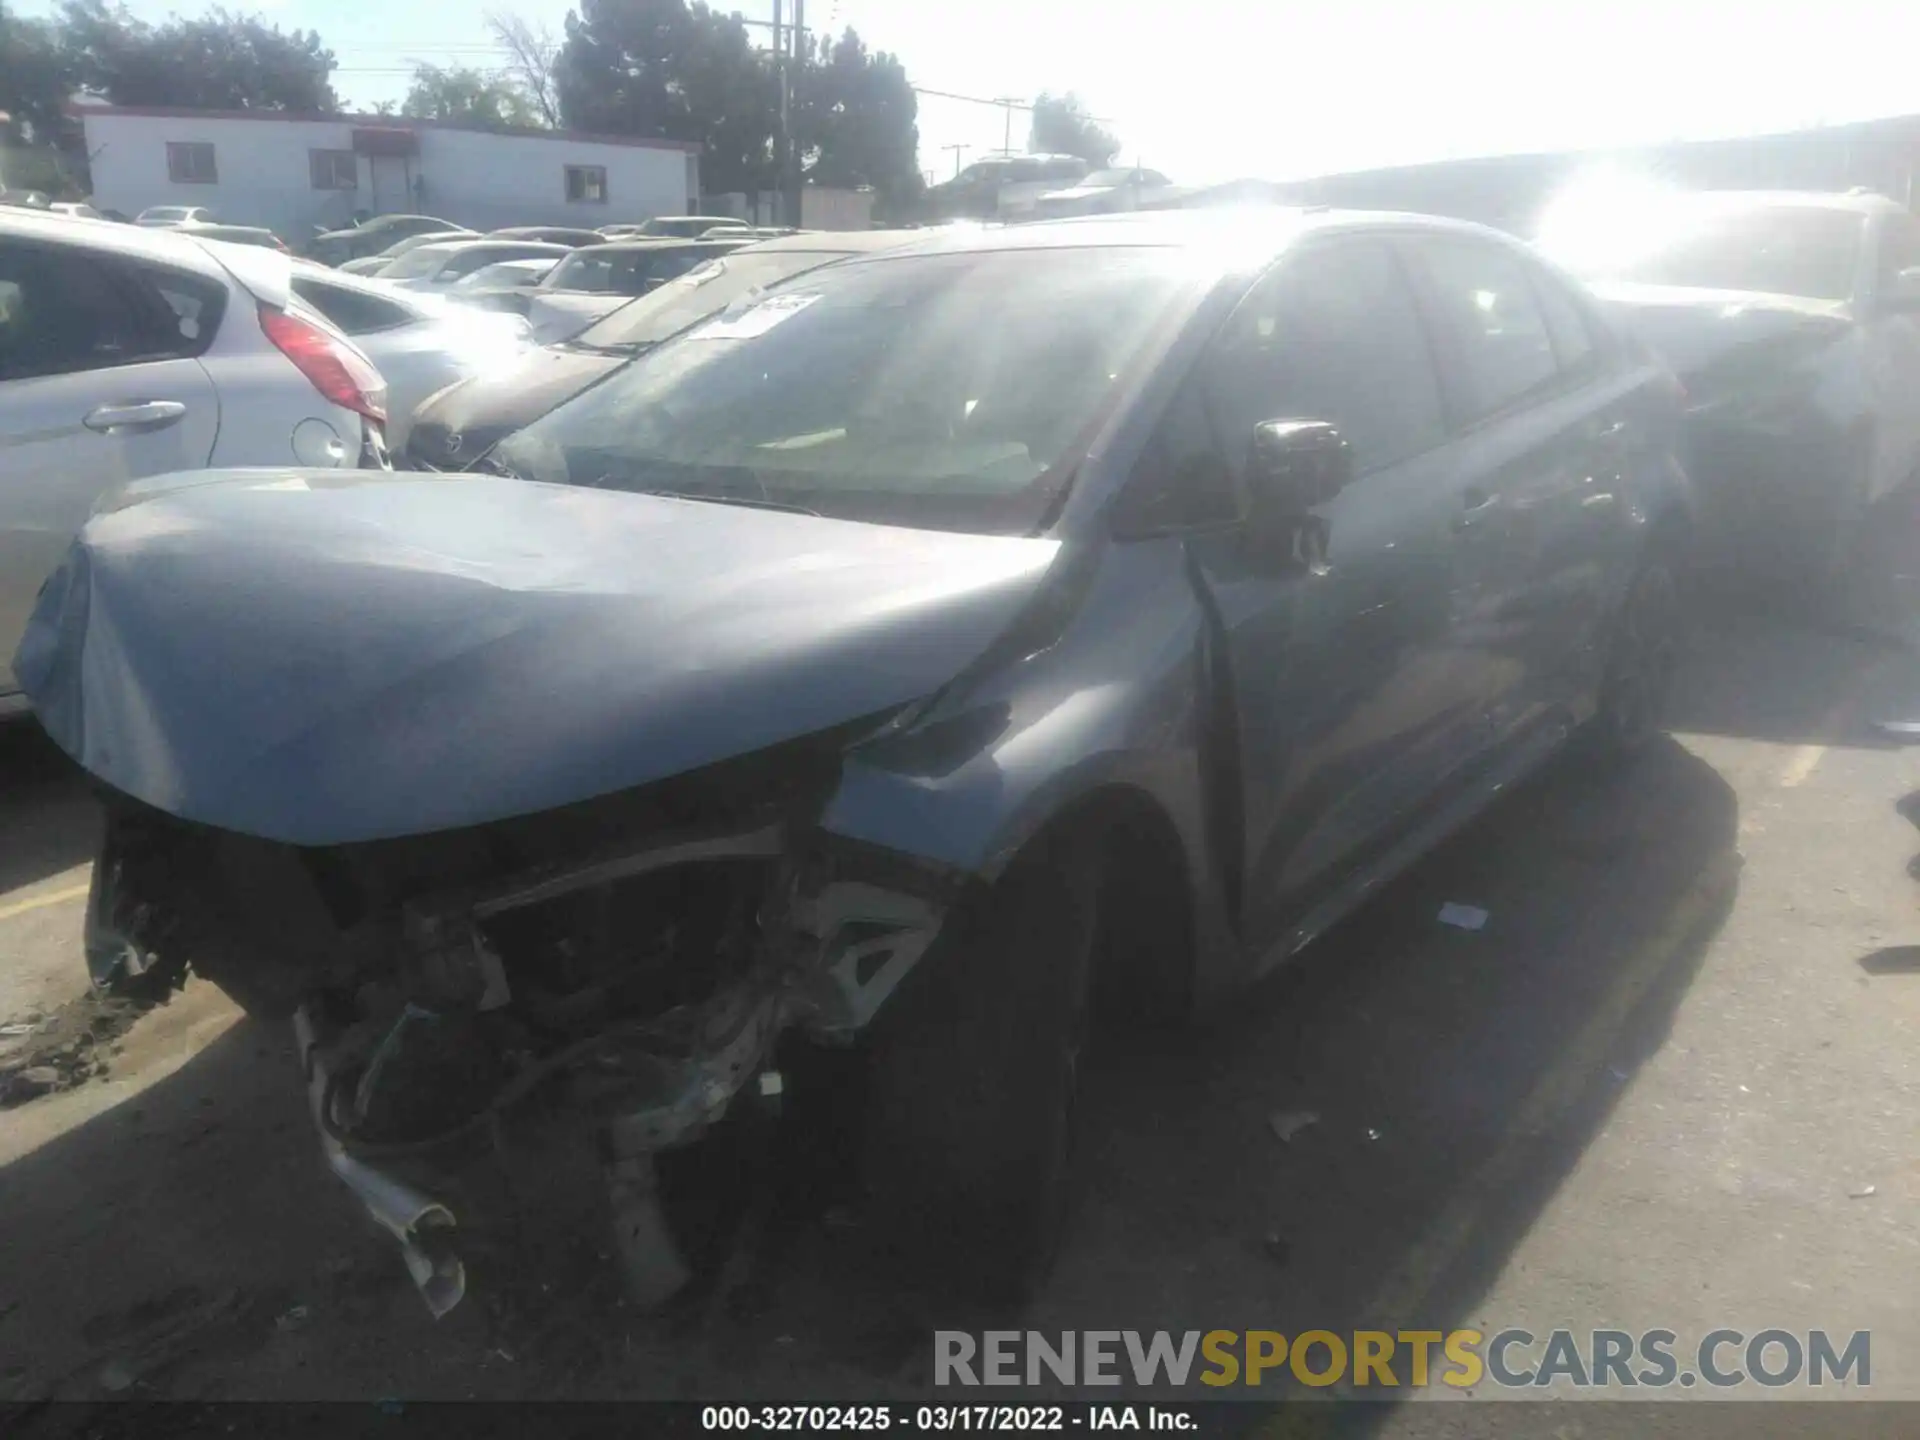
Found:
[404,345,621,469]
[1588,281,1852,378]
[18,471,1060,846]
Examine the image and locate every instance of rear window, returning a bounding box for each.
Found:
[290,276,417,335]
[382,246,456,279]
[546,247,712,296]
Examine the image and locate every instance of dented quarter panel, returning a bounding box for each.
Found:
[17,470,1061,845]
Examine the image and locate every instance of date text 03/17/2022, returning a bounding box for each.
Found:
[700,1405,1198,1431]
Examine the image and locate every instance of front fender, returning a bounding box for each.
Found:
[816,538,1244,1000]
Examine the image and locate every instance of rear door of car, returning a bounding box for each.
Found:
[1171,232,1496,943]
[1398,230,1644,746]
[0,235,220,698]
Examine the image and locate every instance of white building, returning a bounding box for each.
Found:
[76,104,702,237]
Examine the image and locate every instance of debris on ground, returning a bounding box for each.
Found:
[1267,1109,1320,1144]
[275,1304,312,1332]
[1849,1184,1878,1199]
[1437,902,1490,931]
[1261,1234,1291,1266]
[0,992,154,1108]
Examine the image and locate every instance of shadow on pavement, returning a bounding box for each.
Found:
[0,732,1738,1413]
[0,719,99,895]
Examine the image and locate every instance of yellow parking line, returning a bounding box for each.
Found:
[1777,652,1895,789]
[0,881,90,925]
[1778,742,1829,789]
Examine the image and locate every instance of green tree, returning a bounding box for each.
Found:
[793,28,920,209]
[1029,92,1118,167]
[402,63,539,128]
[556,0,775,193]
[0,13,82,151]
[59,0,337,112]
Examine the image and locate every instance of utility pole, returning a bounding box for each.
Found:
[787,0,805,227]
[994,97,1022,155]
[771,0,787,226]
[942,143,967,178]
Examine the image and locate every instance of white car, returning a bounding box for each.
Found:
[135,205,214,228]
[287,262,533,450]
[376,239,573,292]
[0,209,388,716]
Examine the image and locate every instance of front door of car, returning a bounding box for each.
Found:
[0,239,218,699]
[1169,235,1500,949]
[1863,211,1920,500]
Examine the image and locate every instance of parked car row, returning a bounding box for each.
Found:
[923,153,1177,222]
[8,189,1916,1323]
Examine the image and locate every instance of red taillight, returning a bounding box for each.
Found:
[258,304,387,423]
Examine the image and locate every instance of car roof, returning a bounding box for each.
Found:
[406,239,575,261]
[568,237,748,255]
[844,207,1537,274]
[0,206,231,274]
[727,228,924,256]
[1658,187,1907,216]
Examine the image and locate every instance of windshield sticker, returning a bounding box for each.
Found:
[690,292,821,339]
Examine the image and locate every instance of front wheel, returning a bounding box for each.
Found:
[860,830,1100,1305]
[1589,549,1682,758]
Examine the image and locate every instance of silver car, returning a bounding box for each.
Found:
[0,211,387,717]
[287,263,533,449]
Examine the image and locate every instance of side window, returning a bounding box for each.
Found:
[0,243,217,381]
[1203,238,1447,476]
[1532,269,1598,376]
[1416,237,1561,418]
[136,265,226,351]
[1119,374,1238,533]
[290,277,413,335]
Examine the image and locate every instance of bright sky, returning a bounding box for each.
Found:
[26,0,1920,187]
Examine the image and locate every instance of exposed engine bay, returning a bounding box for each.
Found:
[83,735,953,1317]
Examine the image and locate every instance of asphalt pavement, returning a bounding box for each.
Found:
[5,515,1920,1430]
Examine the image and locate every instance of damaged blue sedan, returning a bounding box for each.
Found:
[16,210,1694,1315]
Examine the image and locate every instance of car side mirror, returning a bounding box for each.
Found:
[1241,420,1351,567]
[1886,267,1920,311]
[1247,419,1352,514]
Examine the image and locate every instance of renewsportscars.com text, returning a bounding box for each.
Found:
[934,1329,1871,1390]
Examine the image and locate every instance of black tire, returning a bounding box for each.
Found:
[1590,548,1682,759]
[861,829,1100,1305]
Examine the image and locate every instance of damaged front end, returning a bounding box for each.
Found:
[86,735,954,1316]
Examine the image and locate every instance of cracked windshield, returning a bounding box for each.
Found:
[2,0,1919,1435]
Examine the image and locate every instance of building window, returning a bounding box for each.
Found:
[309,149,357,191]
[166,141,217,185]
[565,165,608,204]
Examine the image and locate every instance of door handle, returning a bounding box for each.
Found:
[84,400,187,434]
[1453,488,1500,530]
